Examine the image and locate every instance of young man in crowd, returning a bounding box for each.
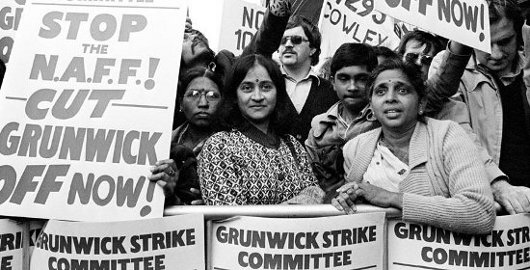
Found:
[306,40,509,206]
[279,16,337,142]
[398,30,443,80]
[305,43,379,198]
[429,0,530,214]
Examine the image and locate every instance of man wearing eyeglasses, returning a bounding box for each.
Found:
[429,0,530,214]
[278,16,337,143]
[398,30,444,81]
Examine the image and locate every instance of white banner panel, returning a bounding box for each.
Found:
[31,214,205,270]
[388,214,530,269]
[375,0,491,53]
[318,0,400,59]
[210,212,386,269]
[0,0,185,221]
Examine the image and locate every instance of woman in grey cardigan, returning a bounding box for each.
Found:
[332,60,495,234]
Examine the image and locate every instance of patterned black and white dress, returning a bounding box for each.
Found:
[198,127,323,205]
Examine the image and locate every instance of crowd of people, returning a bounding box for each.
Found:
[155,0,530,234]
[1,0,529,234]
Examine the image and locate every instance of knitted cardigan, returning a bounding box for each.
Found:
[198,129,324,205]
[343,118,495,234]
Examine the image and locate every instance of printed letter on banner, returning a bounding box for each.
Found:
[0,0,186,221]
[375,0,491,53]
[0,0,25,64]
[31,214,205,270]
[318,0,400,59]
[218,0,265,55]
[0,219,25,270]
[210,212,385,270]
[388,214,530,269]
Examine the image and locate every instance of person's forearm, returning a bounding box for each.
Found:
[389,192,403,210]
[426,41,472,113]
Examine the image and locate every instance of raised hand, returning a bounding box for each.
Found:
[269,0,292,17]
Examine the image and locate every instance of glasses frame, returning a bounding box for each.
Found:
[404,52,433,66]
[184,89,221,103]
[280,35,310,45]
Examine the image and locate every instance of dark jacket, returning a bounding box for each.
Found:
[286,77,337,143]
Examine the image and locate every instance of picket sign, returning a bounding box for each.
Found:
[0,0,25,64]
[318,0,401,59]
[188,0,265,55]
[375,0,491,53]
[29,214,205,270]
[0,0,186,221]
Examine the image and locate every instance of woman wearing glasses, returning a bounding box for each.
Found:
[198,54,324,205]
[149,67,223,205]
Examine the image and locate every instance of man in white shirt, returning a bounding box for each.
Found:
[278,16,337,142]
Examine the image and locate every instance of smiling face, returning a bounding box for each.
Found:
[237,63,277,130]
[279,26,315,69]
[370,69,421,132]
[474,17,518,77]
[181,77,221,128]
[332,65,370,114]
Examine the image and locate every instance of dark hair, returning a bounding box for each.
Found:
[173,67,224,130]
[330,43,378,77]
[0,60,5,89]
[177,66,224,101]
[367,59,426,112]
[397,30,443,57]
[488,0,523,47]
[286,15,321,66]
[373,46,400,62]
[222,54,294,135]
[180,29,216,70]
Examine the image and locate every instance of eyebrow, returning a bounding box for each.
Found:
[494,33,516,42]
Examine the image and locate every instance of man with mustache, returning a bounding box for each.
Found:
[279,16,337,143]
[429,0,530,214]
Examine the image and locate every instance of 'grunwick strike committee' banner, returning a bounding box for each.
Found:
[388,214,530,269]
[30,214,205,270]
[0,0,186,221]
[210,212,386,270]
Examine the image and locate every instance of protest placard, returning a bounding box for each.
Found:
[0,0,25,64]
[375,0,491,53]
[0,0,186,221]
[218,0,266,55]
[188,0,265,55]
[318,0,400,59]
[387,214,530,269]
[0,219,25,270]
[209,212,386,269]
[30,214,205,270]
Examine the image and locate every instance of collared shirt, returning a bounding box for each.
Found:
[281,66,320,114]
[476,53,525,86]
[305,102,377,164]
[430,48,529,168]
[363,142,410,193]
